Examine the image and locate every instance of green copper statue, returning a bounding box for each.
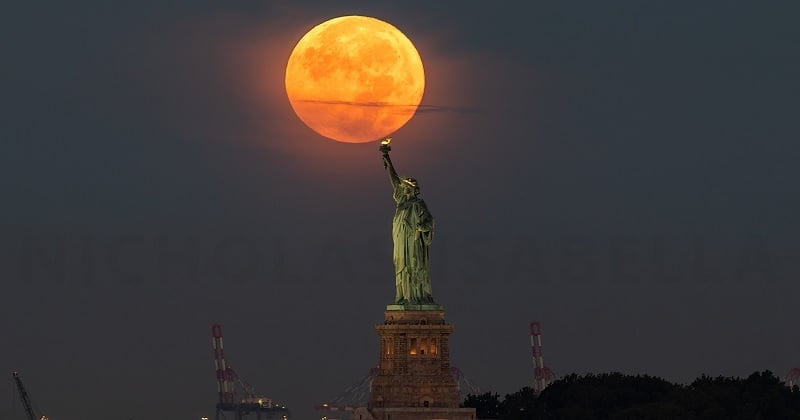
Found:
[380,138,435,304]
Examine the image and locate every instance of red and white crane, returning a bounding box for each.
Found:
[211,323,236,406]
[210,323,290,419]
[787,367,800,390]
[530,321,556,395]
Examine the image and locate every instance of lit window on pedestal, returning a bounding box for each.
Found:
[430,338,438,355]
[409,338,418,355]
[420,338,427,355]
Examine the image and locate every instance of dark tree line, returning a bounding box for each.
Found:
[463,371,800,419]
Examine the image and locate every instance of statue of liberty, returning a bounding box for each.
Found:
[379,138,435,304]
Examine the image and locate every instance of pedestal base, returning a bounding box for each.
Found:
[369,308,475,420]
[370,407,476,420]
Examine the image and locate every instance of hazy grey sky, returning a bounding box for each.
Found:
[3,1,799,419]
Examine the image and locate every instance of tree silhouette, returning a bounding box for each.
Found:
[464,370,800,419]
[463,392,502,419]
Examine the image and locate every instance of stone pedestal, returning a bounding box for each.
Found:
[368,306,475,420]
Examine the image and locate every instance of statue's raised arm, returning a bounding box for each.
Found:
[379,138,403,201]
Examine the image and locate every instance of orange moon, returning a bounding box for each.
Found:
[285,16,425,143]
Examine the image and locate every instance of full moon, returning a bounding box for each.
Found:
[285,16,425,143]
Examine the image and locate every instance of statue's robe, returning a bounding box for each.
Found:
[392,188,434,304]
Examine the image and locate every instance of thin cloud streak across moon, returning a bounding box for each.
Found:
[296,99,476,114]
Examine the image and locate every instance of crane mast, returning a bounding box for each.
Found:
[788,368,800,389]
[529,321,556,395]
[12,371,38,420]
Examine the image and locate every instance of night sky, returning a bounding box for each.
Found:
[3,1,800,419]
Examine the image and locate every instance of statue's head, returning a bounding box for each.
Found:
[401,177,420,197]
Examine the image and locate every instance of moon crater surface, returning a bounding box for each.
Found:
[285,16,425,143]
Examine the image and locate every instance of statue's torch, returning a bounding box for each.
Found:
[379,137,392,154]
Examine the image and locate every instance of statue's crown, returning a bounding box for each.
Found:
[402,178,418,187]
